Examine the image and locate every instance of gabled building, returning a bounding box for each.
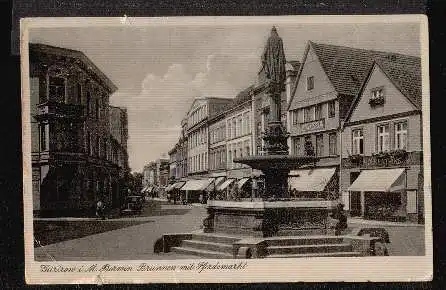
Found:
[340,56,423,223]
[286,41,418,200]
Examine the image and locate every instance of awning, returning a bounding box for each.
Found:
[165,184,175,192]
[214,177,225,187]
[140,185,148,193]
[173,181,186,189]
[237,177,251,188]
[180,179,213,191]
[348,168,406,192]
[141,185,153,193]
[217,179,235,191]
[288,168,336,192]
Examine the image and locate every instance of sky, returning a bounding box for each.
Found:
[28,18,421,172]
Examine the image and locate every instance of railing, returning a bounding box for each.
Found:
[344,150,422,169]
[36,101,85,118]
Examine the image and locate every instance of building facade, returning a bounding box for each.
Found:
[186,97,232,177]
[30,43,128,216]
[208,112,227,178]
[286,42,420,200]
[340,56,423,223]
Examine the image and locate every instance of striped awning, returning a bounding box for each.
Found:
[237,177,251,188]
[348,168,406,192]
[288,168,336,192]
[180,179,213,191]
[217,179,235,191]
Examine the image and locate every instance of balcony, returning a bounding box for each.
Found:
[300,118,325,133]
[343,150,422,169]
[35,101,85,120]
[369,96,385,107]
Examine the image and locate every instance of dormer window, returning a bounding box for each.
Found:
[369,87,385,106]
[306,76,314,91]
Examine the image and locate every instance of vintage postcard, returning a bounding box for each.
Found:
[21,15,432,284]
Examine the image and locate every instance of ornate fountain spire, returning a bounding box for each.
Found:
[261,26,289,155]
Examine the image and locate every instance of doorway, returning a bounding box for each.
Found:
[350,191,361,217]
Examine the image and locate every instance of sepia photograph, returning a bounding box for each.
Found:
[21,15,431,283]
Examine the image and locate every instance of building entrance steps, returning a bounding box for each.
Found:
[162,232,369,259]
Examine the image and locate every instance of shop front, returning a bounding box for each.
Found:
[180,178,213,204]
[288,167,337,199]
[346,168,409,222]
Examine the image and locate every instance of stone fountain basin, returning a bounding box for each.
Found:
[205,199,339,237]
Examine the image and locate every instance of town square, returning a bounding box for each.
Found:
[25,17,428,262]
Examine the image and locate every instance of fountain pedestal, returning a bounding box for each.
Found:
[204,199,337,237]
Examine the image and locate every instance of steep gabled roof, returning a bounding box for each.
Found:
[309,41,420,97]
[344,58,422,123]
[375,59,422,109]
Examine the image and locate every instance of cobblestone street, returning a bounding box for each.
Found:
[35,201,425,261]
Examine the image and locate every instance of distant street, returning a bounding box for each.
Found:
[35,201,425,261]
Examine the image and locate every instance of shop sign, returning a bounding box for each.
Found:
[301,119,325,132]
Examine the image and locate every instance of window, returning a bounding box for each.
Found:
[316,134,324,157]
[377,124,390,152]
[247,115,251,133]
[227,122,232,139]
[291,110,299,125]
[328,101,335,118]
[293,137,302,156]
[77,83,82,104]
[49,76,65,102]
[329,133,337,155]
[232,119,236,138]
[96,135,100,156]
[86,92,91,115]
[304,106,313,122]
[394,121,408,150]
[352,129,364,155]
[371,88,384,99]
[40,124,47,151]
[315,104,322,120]
[306,76,314,90]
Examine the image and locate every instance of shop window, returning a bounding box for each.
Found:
[48,76,65,103]
[328,100,335,118]
[329,133,337,155]
[306,76,314,91]
[377,124,390,152]
[293,137,302,156]
[394,121,408,150]
[352,129,364,155]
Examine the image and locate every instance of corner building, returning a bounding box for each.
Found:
[29,43,128,216]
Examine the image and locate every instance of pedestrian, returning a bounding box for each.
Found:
[96,199,106,220]
[333,203,348,235]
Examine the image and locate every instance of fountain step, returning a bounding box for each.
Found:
[192,233,242,244]
[171,246,233,259]
[182,240,234,254]
[266,243,352,255]
[264,236,345,246]
[267,251,363,258]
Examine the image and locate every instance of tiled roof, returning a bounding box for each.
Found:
[375,59,422,109]
[309,41,420,97]
[232,85,255,106]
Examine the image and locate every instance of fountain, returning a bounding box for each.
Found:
[154,27,387,258]
[203,26,336,238]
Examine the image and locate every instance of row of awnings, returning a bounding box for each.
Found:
[140,185,154,193]
[163,176,252,192]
